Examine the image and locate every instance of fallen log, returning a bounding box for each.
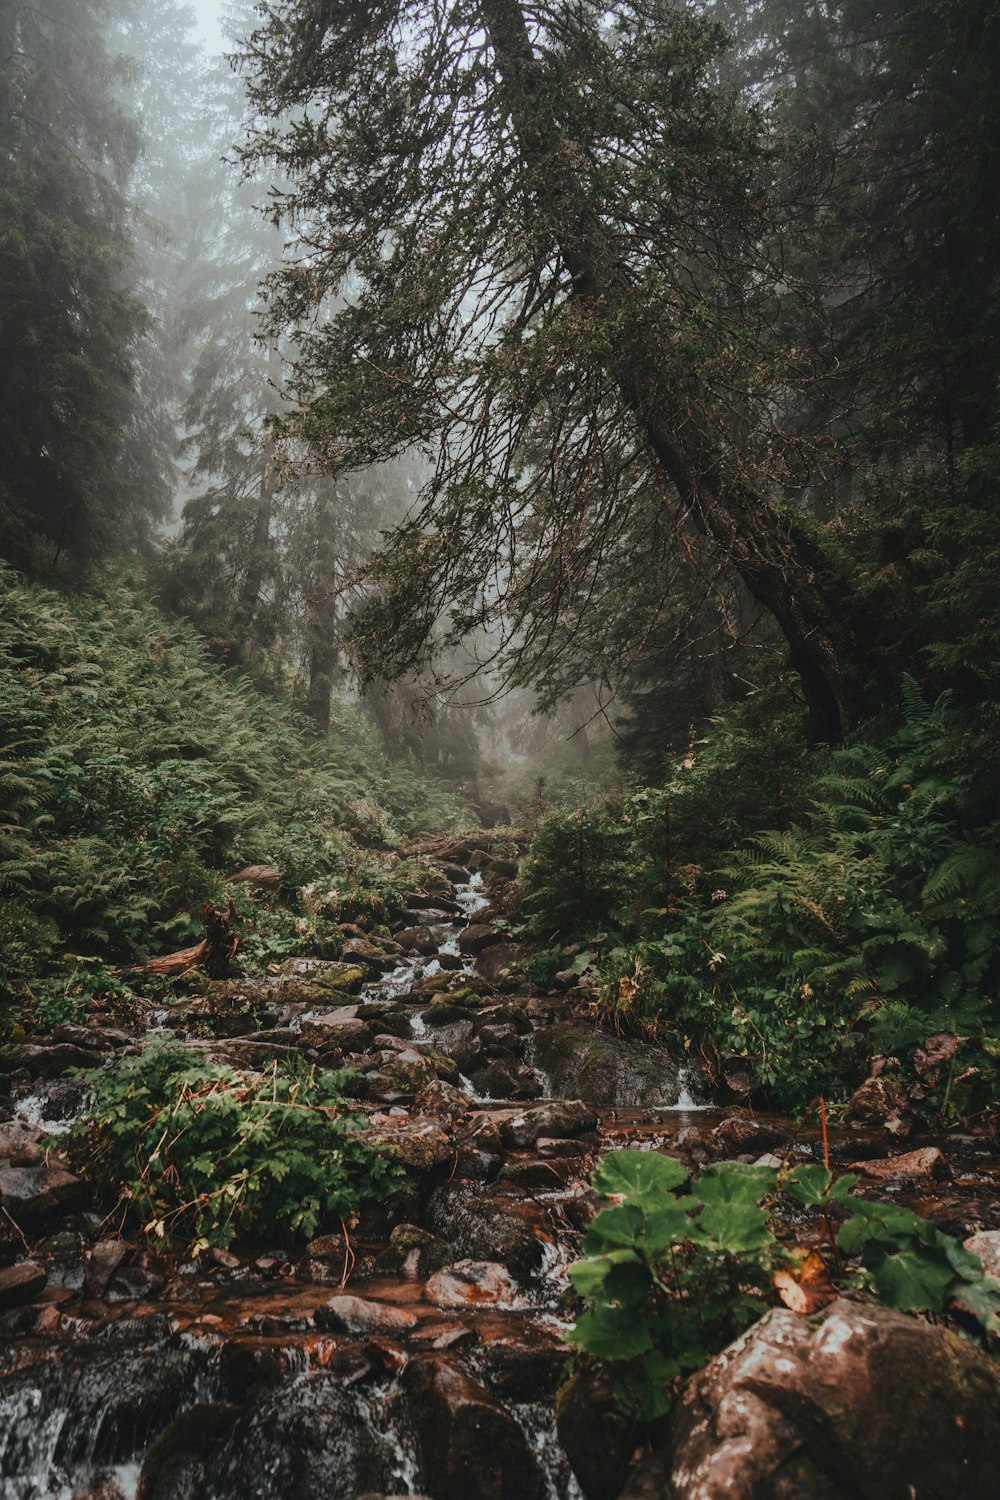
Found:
[225,864,281,889]
[136,898,239,978]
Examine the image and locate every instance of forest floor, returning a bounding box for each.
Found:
[2,837,1000,1499]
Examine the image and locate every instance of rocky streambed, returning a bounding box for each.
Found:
[2,846,1000,1500]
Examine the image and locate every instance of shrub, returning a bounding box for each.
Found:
[72,1045,407,1249]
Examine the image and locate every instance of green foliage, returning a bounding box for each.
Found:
[0,564,467,1011]
[519,678,1000,1115]
[73,1044,406,1250]
[567,1150,1000,1423]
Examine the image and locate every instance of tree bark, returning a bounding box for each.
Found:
[481,0,858,741]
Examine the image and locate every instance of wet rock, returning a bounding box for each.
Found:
[372,1113,454,1171]
[106,1264,166,1302]
[299,1014,374,1052]
[500,1160,569,1190]
[477,1021,522,1053]
[341,937,394,973]
[531,1023,687,1107]
[712,1113,791,1156]
[475,942,528,981]
[536,1136,589,1159]
[426,1183,544,1274]
[845,1075,912,1128]
[166,1373,398,1500]
[377,1223,452,1278]
[965,1229,1000,1281]
[403,1358,547,1500]
[0,1042,96,1077]
[501,1100,598,1147]
[54,1022,135,1052]
[84,1239,131,1297]
[0,1119,44,1158]
[414,1076,472,1120]
[8,1142,45,1167]
[425,1260,519,1307]
[0,1160,88,1224]
[557,1363,640,1500]
[394,925,439,954]
[469,1058,543,1100]
[0,1261,47,1310]
[852,1145,949,1180]
[314,1293,420,1336]
[630,1297,1000,1500]
[458,923,502,955]
[138,1403,243,1500]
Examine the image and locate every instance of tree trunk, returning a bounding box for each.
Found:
[230,343,281,649]
[481,0,858,741]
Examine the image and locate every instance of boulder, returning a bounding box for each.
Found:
[372,1114,454,1172]
[0,1262,47,1310]
[500,1100,597,1147]
[556,1363,640,1500]
[531,1023,689,1107]
[314,1294,420,1337]
[625,1298,1000,1500]
[458,923,501,955]
[0,1161,88,1225]
[845,1075,911,1128]
[425,1183,544,1274]
[394,926,439,955]
[852,1145,949,1180]
[425,1260,519,1308]
[84,1238,131,1297]
[403,1358,547,1500]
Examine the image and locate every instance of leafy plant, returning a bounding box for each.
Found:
[72,1044,407,1250]
[567,1150,1000,1422]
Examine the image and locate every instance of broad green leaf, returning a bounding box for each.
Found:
[568,1248,638,1298]
[584,1204,647,1251]
[603,1257,655,1309]
[867,1245,955,1311]
[642,1202,692,1252]
[949,1275,1000,1335]
[592,1150,688,1207]
[693,1162,779,1208]
[784,1164,861,1205]
[697,1199,773,1254]
[565,1304,655,1359]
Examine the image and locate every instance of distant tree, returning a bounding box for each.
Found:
[0,0,166,568]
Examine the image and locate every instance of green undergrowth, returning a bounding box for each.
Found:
[567,1150,1000,1423]
[518,680,1000,1117]
[71,1044,406,1250]
[0,563,469,1025]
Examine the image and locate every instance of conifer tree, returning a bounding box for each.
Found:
[240,0,861,740]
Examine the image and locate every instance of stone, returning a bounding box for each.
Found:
[712,1113,791,1155]
[852,1145,949,1180]
[299,1015,373,1052]
[425,1183,544,1274]
[0,1161,87,1224]
[403,1358,547,1500]
[372,1115,454,1172]
[0,1261,47,1310]
[500,1099,598,1147]
[425,1260,520,1307]
[629,1297,1000,1500]
[531,1022,689,1107]
[314,1294,420,1336]
[106,1265,166,1302]
[845,1075,911,1127]
[0,1043,95,1078]
[394,926,439,955]
[277,958,369,990]
[84,1238,130,1296]
[965,1229,1000,1282]
[458,923,501,955]
[557,1363,640,1500]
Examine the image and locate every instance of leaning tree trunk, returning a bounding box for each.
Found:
[230,343,281,650]
[481,0,858,741]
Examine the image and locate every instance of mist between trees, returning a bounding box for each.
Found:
[1,0,998,798]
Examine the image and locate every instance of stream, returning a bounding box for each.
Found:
[2,854,999,1500]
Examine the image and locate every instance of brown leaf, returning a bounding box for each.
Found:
[774,1250,838,1315]
[914,1031,963,1075]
